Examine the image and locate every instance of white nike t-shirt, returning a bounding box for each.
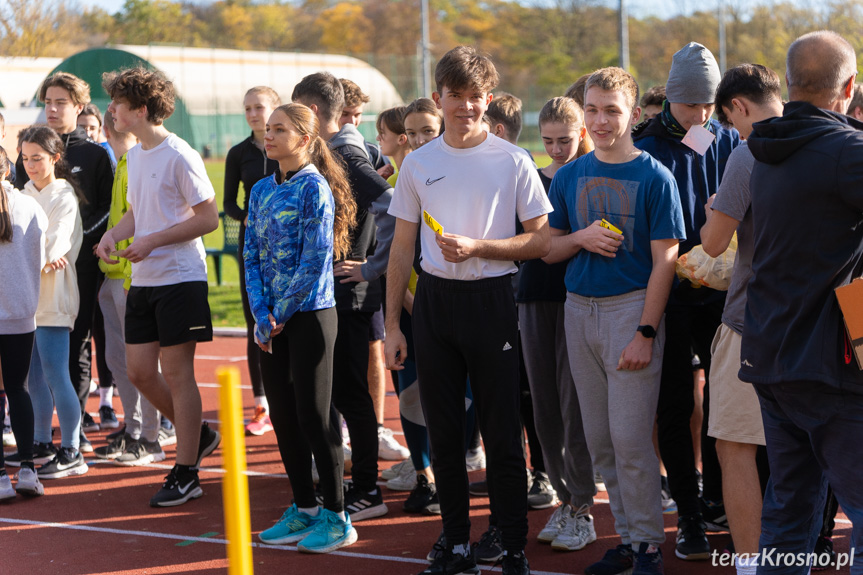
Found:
[389,133,552,280]
[126,134,215,286]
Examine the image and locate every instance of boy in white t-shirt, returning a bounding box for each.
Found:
[385,46,552,575]
[96,67,221,508]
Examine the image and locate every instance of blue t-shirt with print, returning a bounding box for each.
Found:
[548,151,686,298]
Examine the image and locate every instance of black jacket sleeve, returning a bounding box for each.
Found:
[84,147,114,237]
[223,144,245,222]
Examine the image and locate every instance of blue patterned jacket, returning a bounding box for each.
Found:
[244,164,335,344]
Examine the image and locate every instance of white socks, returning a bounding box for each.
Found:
[299,505,320,517]
[99,386,113,408]
[736,555,758,575]
[254,395,269,412]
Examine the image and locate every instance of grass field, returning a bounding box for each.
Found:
[203,153,553,327]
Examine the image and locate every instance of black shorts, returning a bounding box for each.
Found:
[368,306,385,342]
[125,281,213,347]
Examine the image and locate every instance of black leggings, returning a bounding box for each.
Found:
[259,308,344,512]
[0,332,36,465]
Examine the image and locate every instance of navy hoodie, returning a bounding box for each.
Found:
[740,101,863,390]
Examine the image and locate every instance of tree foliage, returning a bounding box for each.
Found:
[2,0,860,106]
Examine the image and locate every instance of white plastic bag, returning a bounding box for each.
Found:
[675,235,737,290]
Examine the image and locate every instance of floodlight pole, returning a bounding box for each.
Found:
[421,0,432,96]
[619,0,630,72]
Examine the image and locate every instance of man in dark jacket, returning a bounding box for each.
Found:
[292,72,394,522]
[742,31,863,574]
[633,42,739,562]
[20,73,115,449]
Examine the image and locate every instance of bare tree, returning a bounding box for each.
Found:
[0,0,84,57]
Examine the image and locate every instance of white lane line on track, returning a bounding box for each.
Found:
[195,355,247,362]
[0,517,574,574]
[197,382,252,390]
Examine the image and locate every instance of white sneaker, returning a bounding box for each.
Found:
[381,458,413,481]
[595,471,606,492]
[538,503,570,543]
[0,474,15,501]
[2,424,14,447]
[378,427,409,461]
[15,467,44,496]
[465,447,486,471]
[551,504,597,551]
[386,460,417,491]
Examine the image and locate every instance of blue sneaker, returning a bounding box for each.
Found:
[259,504,320,544]
[633,542,664,574]
[297,509,358,554]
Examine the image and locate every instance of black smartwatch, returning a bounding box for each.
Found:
[637,325,657,339]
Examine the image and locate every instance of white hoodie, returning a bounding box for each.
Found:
[21,179,82,329]
[0,181,47,334]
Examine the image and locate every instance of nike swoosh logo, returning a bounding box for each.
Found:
[177,481,195,495]
[426,176,445,186]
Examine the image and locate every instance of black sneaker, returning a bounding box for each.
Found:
[418,544,478,575]
[474,525,504,563]
[158,425,177,447]
[813,535,836,571]
[115,439,166,466]
[404,474,440,514]
[700,497,729,532]
[99,406,120,429]
[675,514,710,560]
[5,442,57,467]
[500,550,530,575]
[94,433,130,460]
[106,424,127,441]
[426,531,446,562]
[468,479,488,496]
[344,484,388,521]
[82,412,100,432]
[527,470,557,509]
[79,431,94,453]
[37,447,89,479]
[633,542,664,575]
[196,422,221,467]
[149,466,203,507]
[585,544,635,575]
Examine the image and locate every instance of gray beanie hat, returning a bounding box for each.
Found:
[666,42,721,104]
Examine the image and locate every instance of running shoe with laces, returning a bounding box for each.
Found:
[94,433,131,460]
[385,459,417,491]
[38,447,89,479]
[115,438,166,466]
[584,543,635,575]
[528,469,558,509]
[538,503,570,543]
[344,484,388,521]
[813,535,836,571]
[82,412,100,432]
[149,466,202,507]
[468,479,488,496]
[259,503,320,544]
[378,426,410,461]
[595,472,606,492]
[403,474,440,514]
[107,424,126,442]
[196,422,221,467]
[500,550,530,575]
[245,405,273,436]
[297,508,358,553]
[633,542,664,575]
[382,458,413,481]
[79,431,94,453]
[552,503,597,551]
[99,405,120,429]
[5,442,57,467]
[675,513,710,560]
[699,497,729,532]
[474,525,504,563]
[14,467,44,496]
[419,543,478,575]
[0,473,15,501]
[426,531,446,562]
[158,424,177,446]
[465,446,486,471]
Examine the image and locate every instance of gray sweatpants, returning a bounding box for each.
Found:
[564,290,665,547]
[98,278,160,442]
[519,300,595,507]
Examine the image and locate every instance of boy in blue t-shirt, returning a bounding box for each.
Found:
[546,67,685,575]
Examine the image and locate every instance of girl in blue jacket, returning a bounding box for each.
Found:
[244,103,358,553]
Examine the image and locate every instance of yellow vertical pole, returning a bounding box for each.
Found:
[217,366,254,575]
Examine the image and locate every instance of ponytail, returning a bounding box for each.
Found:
[308,136,356,261]
[0,147,10,243]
